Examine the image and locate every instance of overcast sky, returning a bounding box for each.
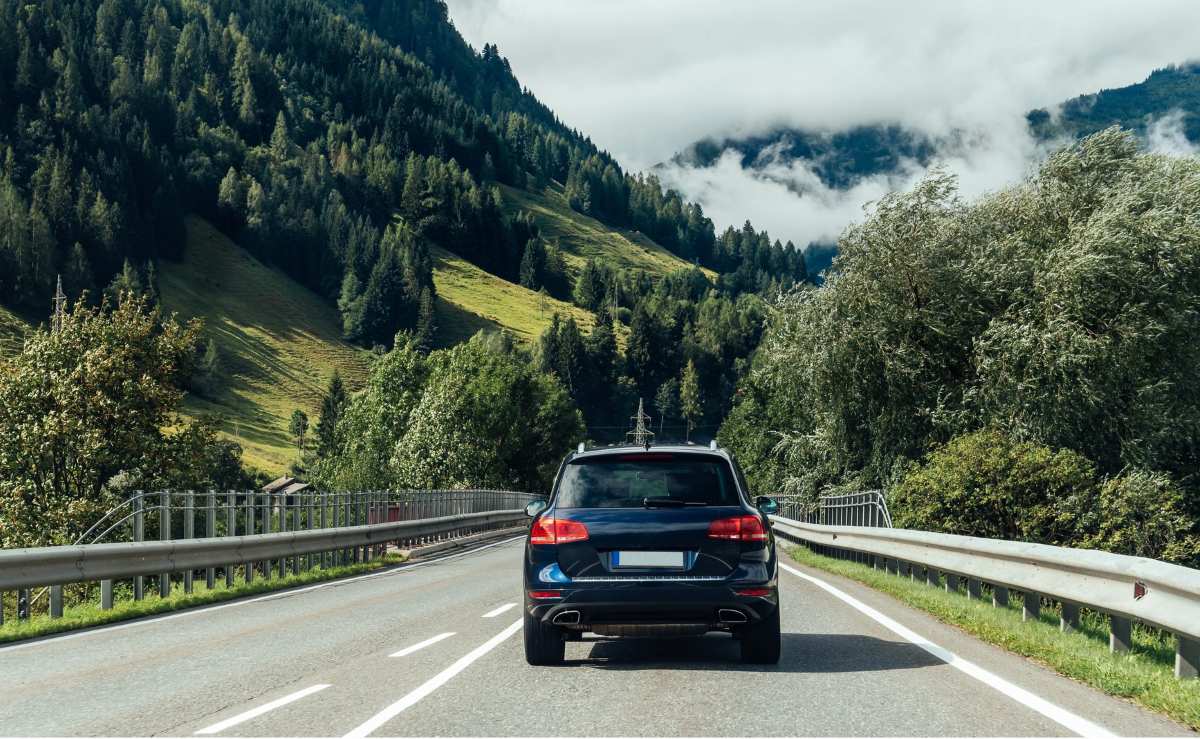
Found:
[445,1,1200,248]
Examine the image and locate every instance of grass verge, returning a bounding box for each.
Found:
[785,544,1200,730]
[0,553,406,646]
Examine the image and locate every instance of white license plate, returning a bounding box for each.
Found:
[612,550,685,568]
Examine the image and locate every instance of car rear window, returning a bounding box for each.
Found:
[554,454,740,508]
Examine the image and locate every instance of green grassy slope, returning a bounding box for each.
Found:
[160,217,373,474]
[499,183,716,280]
[431,245,598,347]
[0,304,31,356]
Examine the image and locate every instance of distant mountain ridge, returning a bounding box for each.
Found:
[665,62,1200,271]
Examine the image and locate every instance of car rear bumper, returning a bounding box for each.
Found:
[526,582,779,629]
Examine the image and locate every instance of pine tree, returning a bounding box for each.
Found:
[315,371,347,458]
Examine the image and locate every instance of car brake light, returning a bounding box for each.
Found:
[736,587,772,597]
[528,590,563,599]
[529,516,589,545]
[707,515,767,542]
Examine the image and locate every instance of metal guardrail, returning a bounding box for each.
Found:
[0,489,539,625]
[770,515,1200,680]
[775,490,892,527]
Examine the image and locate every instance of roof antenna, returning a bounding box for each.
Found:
[626,398,655,450]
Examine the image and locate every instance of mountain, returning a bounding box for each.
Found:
[1028,62,1200,142]
[0,0,806,470]
[666,62,1200,270]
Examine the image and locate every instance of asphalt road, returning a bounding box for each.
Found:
[0,537,1192,737]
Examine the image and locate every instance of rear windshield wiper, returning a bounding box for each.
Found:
[642,497,707,508]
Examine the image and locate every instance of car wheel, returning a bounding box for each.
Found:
[524,609,566,665]
[739,605,781,664]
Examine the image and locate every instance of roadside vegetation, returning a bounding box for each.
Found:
[787,545,1200,730]
[723,129,1200,565]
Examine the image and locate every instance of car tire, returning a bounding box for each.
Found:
[524,609,565,665]
[739,605,781,664]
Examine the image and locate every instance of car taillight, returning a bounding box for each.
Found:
[707,515,767,542]
[527,590,563,600]
[529,516,589,545]
[735,587,772,597]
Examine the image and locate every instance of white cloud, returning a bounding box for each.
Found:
[445,1,1200,245]
[1146,110,1200,157]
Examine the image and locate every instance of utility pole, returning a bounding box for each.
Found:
[626,398,655,448]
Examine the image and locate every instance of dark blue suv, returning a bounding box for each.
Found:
[522,444,781,665]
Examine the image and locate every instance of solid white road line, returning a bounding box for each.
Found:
[481,602,516,618]
[779,562,1114,738]
[390,632,456,657]
[344,618,524,739]
[194,684,330,735]
[0,535,526,653]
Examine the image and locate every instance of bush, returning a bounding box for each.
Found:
[1080,471,1200,566]
[890,429,1096,545]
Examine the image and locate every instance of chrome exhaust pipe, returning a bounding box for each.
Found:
[552,610,581,625]
[718,609,748,624]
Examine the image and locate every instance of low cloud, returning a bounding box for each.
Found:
[1146,110,1200,157]
[446,1,1200,248]
[656,116,1049,248]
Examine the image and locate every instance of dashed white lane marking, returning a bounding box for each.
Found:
[390,632,456,657]
[779,562,1114,738]
[344,618,523,738]
[0,536,525,653]
[481,602,516,618]
[194,684,330,735]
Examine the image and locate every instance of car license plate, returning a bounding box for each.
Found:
[612,550,685,568]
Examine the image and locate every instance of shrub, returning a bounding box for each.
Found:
[890,429,1096,545]
[1079,471,1200,566]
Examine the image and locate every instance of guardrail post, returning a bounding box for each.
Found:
[1177,637,1199,679]
[279,493,288,579]
[134,495,144,600]
[49,585,63,618]
[224,491,232,587]
[246,493,256,583]
[319,491,328,569]
[1060,602,1079,632]
[183,491,195,594]
[944,573,959,593]
[1110,615,1132,653]
[207,491,217,590]
[992,585,1009,608]
[967,578,981,600]
[306,492,315,571]
[1022,591,1040,621]
[158,491,171,597]
[925,568,939,587]
[101,580,113,610]
[263,492,273,580]
[17,589,29,620]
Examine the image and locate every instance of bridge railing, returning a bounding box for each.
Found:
[775,490,892,528]
[770,514,1200,680]
[0,489,538,625]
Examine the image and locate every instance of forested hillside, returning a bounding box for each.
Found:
[0,0,813,467]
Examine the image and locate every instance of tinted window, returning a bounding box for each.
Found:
[555,454,739,508]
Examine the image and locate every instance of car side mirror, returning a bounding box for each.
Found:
[756,496,778,516]
[524,499,548,518]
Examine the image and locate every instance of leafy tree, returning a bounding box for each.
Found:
[289,409,309,453]
[680,360,703,441]
[0,294,201,547]
[725,129,1200,508]
[191,337,221,398]
[654,379,679,438]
